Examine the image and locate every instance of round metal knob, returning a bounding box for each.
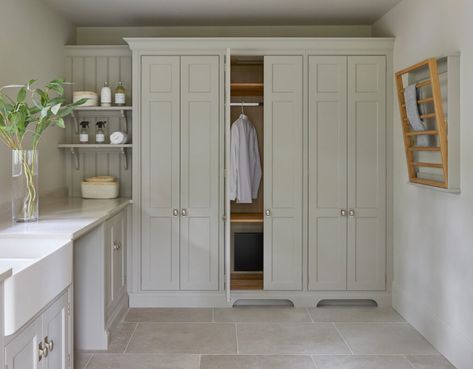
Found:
[181,209,187,216]
[265,209,271,217]
[349,209,356,217]
[341,209,347,217]
[113,241,121,250]
[173,208,179,216]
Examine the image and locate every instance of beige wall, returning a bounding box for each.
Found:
[0,0,75,209]
[373,1,473,368]
[75,25,372,44]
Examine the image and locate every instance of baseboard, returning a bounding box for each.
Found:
[106,292,129,333]
[392,282,473,369]
[129,290,392,308]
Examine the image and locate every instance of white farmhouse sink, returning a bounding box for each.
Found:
[0,237,72,336]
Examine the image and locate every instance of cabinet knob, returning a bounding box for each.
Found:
[349,209,356,217]
[181,209,187,217]
[113,241,121,250]
[45,336,54,352]
[173,208,179,216]
[340,209,347,217]
[39,342,48,361]
[265,209,271,217]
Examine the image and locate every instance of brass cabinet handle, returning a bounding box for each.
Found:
[39,341,48,361]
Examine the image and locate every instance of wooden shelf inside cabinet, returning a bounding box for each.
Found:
[231,83,264,97]
[71,106,132,134]
[231,212,264,223]
[58,144,132,170]
[231,273,263,290]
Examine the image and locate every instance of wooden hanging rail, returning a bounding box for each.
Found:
[395,58,449,189]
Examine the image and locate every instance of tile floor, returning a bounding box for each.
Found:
[76,307,456,369]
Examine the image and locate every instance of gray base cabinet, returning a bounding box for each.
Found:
[5,289,71,369]
[74,207,129,351]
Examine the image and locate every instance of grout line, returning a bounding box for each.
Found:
[307,308,315,323]
[199,354,202,369]
[404,354,417,369]
[332,322,354,355]
[123,322,139,353]
[310,355,319,369]
[212,307,215,323]
[83,353,94,369]
[235,323,240,354]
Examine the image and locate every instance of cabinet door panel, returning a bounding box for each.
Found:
[106,211,126,309]
[141,56,180,290]
[264,56,303,291]
[308,56,348,291]
[5,316,42,369]
[180,56,220,291]
[347,56,386,290]
[43,293,69,369]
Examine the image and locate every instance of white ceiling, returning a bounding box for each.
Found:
[43,0,401,27]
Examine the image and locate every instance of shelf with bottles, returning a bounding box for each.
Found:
[71,106,132,134]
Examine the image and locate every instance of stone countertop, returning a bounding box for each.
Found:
[0,197,131,240]
[0,267,12,284]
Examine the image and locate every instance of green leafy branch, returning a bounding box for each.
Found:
[0,79,87,151]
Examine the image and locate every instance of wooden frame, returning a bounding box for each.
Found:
[395,58,449,189]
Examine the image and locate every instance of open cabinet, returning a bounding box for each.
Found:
[225,51,303,300]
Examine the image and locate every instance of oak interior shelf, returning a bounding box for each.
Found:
[231,212,264,223]
[231,83,264,97]
[231,273,263,290]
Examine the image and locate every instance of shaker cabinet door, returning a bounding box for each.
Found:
[263,55,304,291]
[308,56,348,291]
[141,56,181,290]
[179,55,220,291]
[5,317,43,369]
[347,56,386,291]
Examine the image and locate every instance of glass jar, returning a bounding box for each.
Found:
[12,150,39,222]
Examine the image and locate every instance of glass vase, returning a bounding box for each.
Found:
[12,150,39,222]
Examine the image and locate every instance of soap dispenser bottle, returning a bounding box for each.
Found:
[79,121,89,144]
[96,121,106,144]
[100,82,111,107]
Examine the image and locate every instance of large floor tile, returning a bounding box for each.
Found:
[126,322,237,354]
[214,307,311,323]
[336,323,438,355]
[86,354,200,369]
[313,355,413,369]
[407,355,456,369]
[237,323,350,355]
[308,307,405,322]
[201,355,315,369]
[126,308,212,322]
[104,322,136,353]
[74,352,92,369]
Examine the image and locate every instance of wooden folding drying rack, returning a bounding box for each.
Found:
[395,58,448,188]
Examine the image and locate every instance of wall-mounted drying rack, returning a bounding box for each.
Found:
[395,58,449,189]
[58,144,132,170]
[71,106,132,134]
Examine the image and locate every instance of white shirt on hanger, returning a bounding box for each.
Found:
[229,114,262,204]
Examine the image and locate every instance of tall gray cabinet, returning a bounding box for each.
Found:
[308,55,386,291]
[141,55,220,291]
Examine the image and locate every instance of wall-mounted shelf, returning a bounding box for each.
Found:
[231,212,264,223]
[71,106,132,134]
[231,83,264,97]
[58,144,132,170]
